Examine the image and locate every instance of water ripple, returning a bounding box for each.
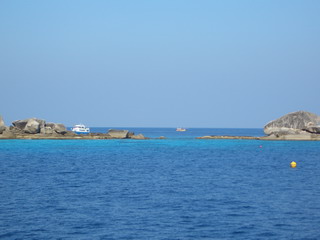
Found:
[1,138,320,239]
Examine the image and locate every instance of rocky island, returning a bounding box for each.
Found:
[260,111,320,140]
[0,116,148,140]
[1,111,320,140]
[197,111,320,141]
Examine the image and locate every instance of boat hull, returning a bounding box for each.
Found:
[73,131,89,134]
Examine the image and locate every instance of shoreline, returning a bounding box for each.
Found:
[197,135,320,141]
[1,111,320,141]
[1,134,320,141]
[0,132,149,140]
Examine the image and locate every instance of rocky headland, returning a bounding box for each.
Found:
[0,116,148,140]
[260,111,320,140]
[197,111,320,141]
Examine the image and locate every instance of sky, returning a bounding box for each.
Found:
[0,0,319,128]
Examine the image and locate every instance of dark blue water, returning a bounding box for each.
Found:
[1,128,320,239]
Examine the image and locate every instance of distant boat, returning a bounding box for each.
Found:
[71,124,90,134]
[176,128,186,132]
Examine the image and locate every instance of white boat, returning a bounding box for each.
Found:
[71,124,90,134]
[176,128,186,132]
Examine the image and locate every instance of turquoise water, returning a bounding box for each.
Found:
[89,127,264,139]
[1,128,320,239]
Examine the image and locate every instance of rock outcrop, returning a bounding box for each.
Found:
[24,119,44,134]
[11,119,28,130]
[196,111,320,141]
[106,130,148,139]
[45,123,67,134]
[12,118,45,134]
[107,129,129,139]
[0,115,7,134]
[0,117,70,138]
[11,118,68,135]
[264,111,320,137]
[0,116,148,139]
[130,134,146,140]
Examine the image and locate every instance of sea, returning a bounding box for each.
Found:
[1,128,320,240]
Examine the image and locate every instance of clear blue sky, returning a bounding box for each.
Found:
[1,0,319,127]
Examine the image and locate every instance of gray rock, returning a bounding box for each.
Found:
[45,123,56,129]
[9,125,24,134]
[0,115,4,126]
[305,126,320,134]
[46,123,67,134]
[24,119,41,134]
[12,118,45,134]
[264,111,320,136]
[11,118,68,135]
[127,132,135,138]
[0,126,8,134]
[63,131,77,137]
[107,129,129,139]
[0,115,6,134]
[54,124,67,134]
[40,126,54,134]
[130,134,146,139]
[12,119,29,130]
[0,128,15,138]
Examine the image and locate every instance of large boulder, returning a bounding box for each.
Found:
[12,119,29,130]
[53,124,67,134]
[264,111,320,136]
[40,126,54,134]
[12,118,45,134]
[0,115,6,134]
[107,129,129,139]
[130,134,146,140]
[45,123,67,134]
[24,119,41,134]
